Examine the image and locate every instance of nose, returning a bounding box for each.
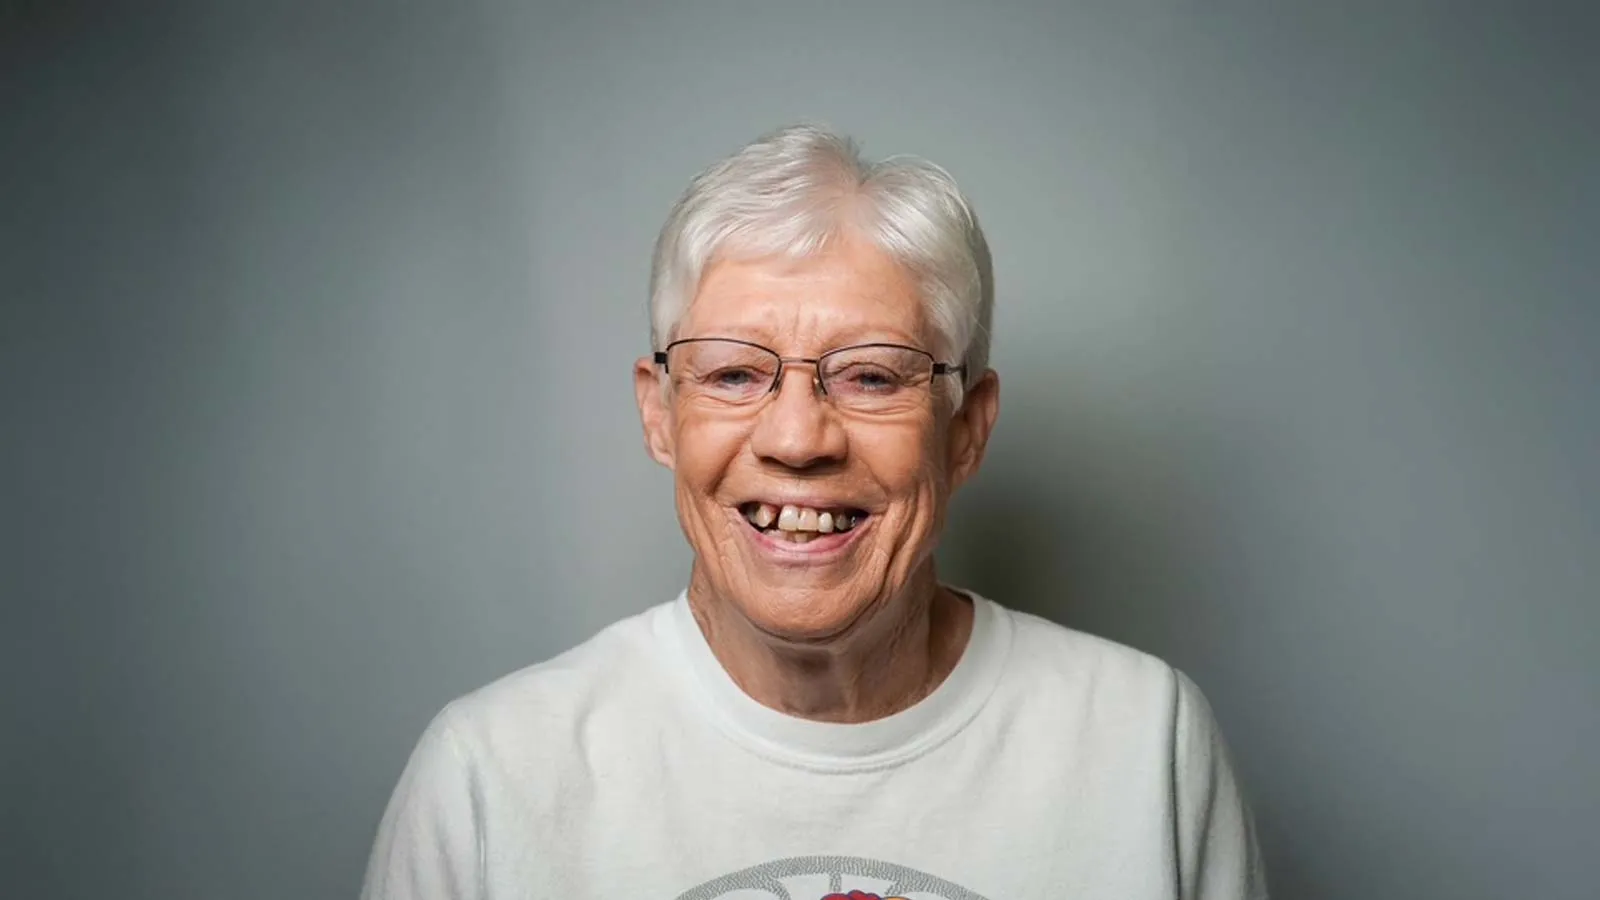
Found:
[748,362,848,469]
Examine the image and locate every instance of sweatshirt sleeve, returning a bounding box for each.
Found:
[361,704,483,900]
[1172,669,1269,900]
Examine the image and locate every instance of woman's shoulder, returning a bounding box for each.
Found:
[987,598,1185,707]
[436,600,680,750]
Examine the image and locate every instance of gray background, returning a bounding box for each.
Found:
[6,1,1597,898]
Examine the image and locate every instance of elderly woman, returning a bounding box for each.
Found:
[362,125,1266,900]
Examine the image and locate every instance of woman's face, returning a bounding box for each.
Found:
[634,235,999,644]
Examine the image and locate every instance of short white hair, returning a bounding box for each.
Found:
[648,124,993,393]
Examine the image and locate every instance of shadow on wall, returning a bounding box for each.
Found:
[940,476,1060,616]
[937,387,1226,666]
[935,379,1304,894]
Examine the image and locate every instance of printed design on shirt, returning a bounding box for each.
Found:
[672,855,991,900]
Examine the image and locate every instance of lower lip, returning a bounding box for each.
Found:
[735,511,870,562]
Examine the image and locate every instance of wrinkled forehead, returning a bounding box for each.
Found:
[678,243,933,352]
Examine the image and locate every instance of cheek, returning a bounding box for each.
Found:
[671,411,748,496]
[856,421,948,514]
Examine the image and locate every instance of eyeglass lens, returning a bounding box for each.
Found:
[666,340,939,413]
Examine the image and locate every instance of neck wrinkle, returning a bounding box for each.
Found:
[686,565,971,724]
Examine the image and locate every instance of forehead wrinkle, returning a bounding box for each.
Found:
[703,317,923,356]
[682,238,932,352]
[684,289,929,354]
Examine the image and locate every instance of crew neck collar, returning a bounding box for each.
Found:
[657,587,1013,773]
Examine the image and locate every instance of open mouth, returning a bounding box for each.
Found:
[737,501,869,545]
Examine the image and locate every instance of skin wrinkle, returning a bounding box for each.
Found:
[634,233,999,724]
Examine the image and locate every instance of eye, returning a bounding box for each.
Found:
[705,367,765,389]
[853,370,896,390]
[834,364,906,394]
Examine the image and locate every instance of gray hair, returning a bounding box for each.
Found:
[648,124,993,394]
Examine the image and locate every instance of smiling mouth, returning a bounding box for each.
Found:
[737,501,869,544]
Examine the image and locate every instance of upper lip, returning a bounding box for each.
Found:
[736,494,870,512]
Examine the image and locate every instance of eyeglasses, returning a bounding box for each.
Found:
[654,337,965,415]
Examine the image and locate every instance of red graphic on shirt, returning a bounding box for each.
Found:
[821,894,910,900]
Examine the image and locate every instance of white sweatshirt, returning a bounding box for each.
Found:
[362,591,1267,899]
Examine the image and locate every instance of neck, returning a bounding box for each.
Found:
[686,565,974,724]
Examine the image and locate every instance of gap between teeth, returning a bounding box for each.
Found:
[743,503,861,534]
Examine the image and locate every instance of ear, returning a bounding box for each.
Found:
[946,368,1000,490]
[633,356,676,469]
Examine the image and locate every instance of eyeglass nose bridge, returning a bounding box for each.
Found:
[769,355,832,397]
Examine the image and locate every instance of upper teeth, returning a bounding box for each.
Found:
[745,503,859,533]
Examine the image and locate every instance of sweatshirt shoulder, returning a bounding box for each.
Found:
[999,604,1181,703]
[440,602,677,749]
[992,604,1236,760]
